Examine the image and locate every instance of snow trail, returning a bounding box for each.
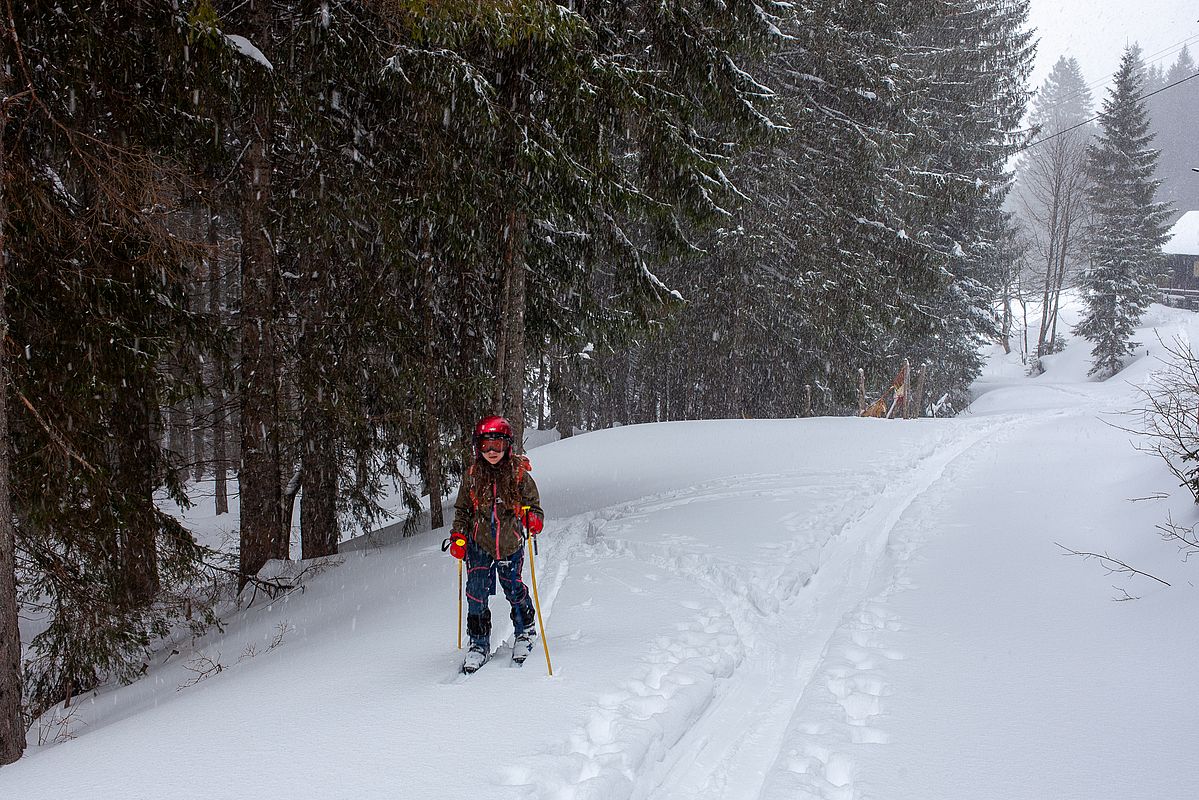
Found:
[504,416,1014,800]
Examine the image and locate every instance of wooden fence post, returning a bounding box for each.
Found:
[901,358,912,419]
[914,364,927,418]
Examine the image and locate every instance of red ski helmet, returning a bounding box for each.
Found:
[473,415,513,451]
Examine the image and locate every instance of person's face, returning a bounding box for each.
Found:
[479,437,507,465]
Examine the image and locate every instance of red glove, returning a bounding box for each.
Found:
[526,511,543,536]
[447,531,467,559]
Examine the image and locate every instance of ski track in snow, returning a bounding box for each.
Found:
[754,408,1098,800]
[499,414,1020,800]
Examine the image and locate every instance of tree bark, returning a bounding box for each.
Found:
[280,462,301,559]
[502,208,528,449]
[492,251,511,415]
[192,205,206,483]
[300,412,338,558]
[191,394,205,482]
[551,345,576,440]
[419,221,444,529]
[0,68,26,765]
[455,263,477,460]
[496,55,530,445]
[537,351,548,430]
[208,205,229,514]
[115,382,160,608]
[237,15,282,588]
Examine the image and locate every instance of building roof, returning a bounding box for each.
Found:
[1163,210,1199,255]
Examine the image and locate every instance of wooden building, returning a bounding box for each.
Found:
[1163,210,1199,291]
[1159,211,1199,308]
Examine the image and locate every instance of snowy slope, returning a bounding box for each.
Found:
[4,305,1199,800]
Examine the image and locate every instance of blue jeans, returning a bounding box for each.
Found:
[464,537,535,650]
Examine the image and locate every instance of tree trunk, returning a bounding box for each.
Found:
[166,395,190,473]
[537,351,548,430]
[208,205,229,515]
[914,365,927,418]
[0,82,26,766]
[237,25,282,589]
[451,249,482,463]
[300,412,338,558]
[502,208,528,449]
[1000,270,1014,355]
[1035,180,1064,360]
[420,226,445,530]
[492,251,511,416]
[280,463,301,559]
[1048,210,1075,350]
[192,205,206,483]
[1036,224,1058,359]
[497,55,530,443]
[116,385,160,608]
[191,394,205,482]
[551,345,576,440]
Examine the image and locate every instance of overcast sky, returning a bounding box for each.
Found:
[1027,2,1199,98]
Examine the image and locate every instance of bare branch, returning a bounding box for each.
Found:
[176,655,225,691]
[1155,514,1199,561]
[1056,543,1171,587]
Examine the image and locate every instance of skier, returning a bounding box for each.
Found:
[447,415,544,673]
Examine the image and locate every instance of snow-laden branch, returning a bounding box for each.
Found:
[223,34,273,71]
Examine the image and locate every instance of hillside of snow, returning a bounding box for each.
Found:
[4,301,1198,799]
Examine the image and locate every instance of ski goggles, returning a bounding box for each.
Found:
[478,437,509,453]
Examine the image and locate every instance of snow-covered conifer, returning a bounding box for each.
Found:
[886,0,1036,410]
[1147,45,1199,211]
[4,0,230,719]
[1076,47,1172,379]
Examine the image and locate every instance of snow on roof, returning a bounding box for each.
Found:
[1163,210,1199,255]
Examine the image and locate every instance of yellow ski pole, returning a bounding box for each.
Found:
[446,532,467,650]
[525,531,553,676]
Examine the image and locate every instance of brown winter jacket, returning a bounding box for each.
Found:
[451,454,543,560]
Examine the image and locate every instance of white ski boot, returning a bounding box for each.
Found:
[461,645,489,674]
[512,629,537,666]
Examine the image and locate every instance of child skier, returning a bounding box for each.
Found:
[447,415,544,673]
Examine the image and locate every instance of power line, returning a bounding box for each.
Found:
[1016,68,1199,156]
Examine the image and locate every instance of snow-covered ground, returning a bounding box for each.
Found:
[5,301,1198,799]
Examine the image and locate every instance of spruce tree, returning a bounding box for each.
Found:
[881,0,1035,411]
[1076,47,1172,379]
[4,0,230,716]
[1028,55,1095,134]
[1148,45,1199,212]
